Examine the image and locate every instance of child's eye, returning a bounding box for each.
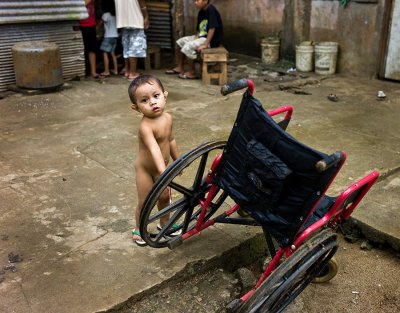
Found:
[141,98,149,104]
[154,93,160,98]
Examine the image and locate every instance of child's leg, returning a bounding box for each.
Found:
[170,35,196,73]
[88,51,98,78]
[102,52,110,75]
[111,52,118,75]
[128,57,139,80]
[157,187,171,226]
[133,165,154,240]
[123,59,129,77]
[179,37,206,78]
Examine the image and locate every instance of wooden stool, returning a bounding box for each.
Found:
[145,46,161,70]
[201,46,228,85]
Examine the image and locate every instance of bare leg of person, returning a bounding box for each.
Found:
[102,52,110,76]
[123,59,129,77]
[133,165,154,241]
[128,57,139,80]
[157,187,171,226]
[89,51,98,78]
[111,52,118,75]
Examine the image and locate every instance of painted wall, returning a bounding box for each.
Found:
[181,0,386,77]
[309,1,384,77]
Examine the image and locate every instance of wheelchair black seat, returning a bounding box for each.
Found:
[213,90,340,247]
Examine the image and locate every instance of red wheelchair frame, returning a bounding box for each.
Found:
[139,79,379,312]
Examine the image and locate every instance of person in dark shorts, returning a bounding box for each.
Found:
[80,0,100,79]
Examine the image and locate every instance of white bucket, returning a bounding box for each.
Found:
[261,37,280,64]
[314,42,338,75]
[295,42,314,72]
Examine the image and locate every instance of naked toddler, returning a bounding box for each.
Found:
[128,75,179,246]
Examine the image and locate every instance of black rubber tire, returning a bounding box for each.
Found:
[236,229,338,313]
[139,141,228,248]
[313,256,339,283]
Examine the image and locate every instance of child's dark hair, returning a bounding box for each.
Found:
[102,0,116,16]
[128,75,165,104]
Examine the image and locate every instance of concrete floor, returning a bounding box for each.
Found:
[0,60,399,313]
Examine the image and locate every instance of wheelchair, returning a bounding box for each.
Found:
[139,79,379,312]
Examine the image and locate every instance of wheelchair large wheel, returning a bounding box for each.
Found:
[236,229,338,313]
[139,141,229,248]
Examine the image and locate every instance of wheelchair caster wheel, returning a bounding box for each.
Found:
[226,298,242,312]
[313,256,338,283]
[167,236,183,250]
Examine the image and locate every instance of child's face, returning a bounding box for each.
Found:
[195,0,208,10]
[132,81,168,118]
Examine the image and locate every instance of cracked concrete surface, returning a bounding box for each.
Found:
[0,62,399,312]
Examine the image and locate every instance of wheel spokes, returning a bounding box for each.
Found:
[147,198,187,224]
[193,152,210,189]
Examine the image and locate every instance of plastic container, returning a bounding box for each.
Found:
[261,37,280,65]
[12,41,63,89]
[295,42,314,72]
[314,42,338,75]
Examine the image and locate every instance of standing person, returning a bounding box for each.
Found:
[80,0,100,79]
[99,0,119,77]
[165,0,223,79]
[115,0,149,81]
[128,74,179,246]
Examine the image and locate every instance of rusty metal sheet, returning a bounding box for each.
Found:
[147,3,172,49]
[0,0,88,25]
[0,21,85,92]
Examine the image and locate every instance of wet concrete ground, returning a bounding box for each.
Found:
[0,54,399,312]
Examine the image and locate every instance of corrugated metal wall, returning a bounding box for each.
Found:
[0,22,85,92]
[147,2,172,49]
[0,0,88,25]
[0,0,87,92]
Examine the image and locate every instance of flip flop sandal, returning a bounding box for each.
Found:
[327,94,339,102]
[132,229,146,246]
[178,73,199,80]
[165,69,181,75]
[157,224,182,236]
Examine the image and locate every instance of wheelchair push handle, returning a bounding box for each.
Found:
[316,151,345,172]
[221,79,254,96]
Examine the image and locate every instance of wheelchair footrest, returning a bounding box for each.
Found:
[226,299,242,312]
[167,236,183,250]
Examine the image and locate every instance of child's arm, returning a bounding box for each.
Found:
[198,28,215,51]
[169,115,179,161]
[170,136,179,161]
[138,0,150,30]
[140,124,167,176]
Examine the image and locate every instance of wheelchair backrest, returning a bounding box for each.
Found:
[214,91,343,247]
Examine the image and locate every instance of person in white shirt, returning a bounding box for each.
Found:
[115,0,149,81]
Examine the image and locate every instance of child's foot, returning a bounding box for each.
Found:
[157,223,182,236]
[100,72,110,77]
[132,228,146,246]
